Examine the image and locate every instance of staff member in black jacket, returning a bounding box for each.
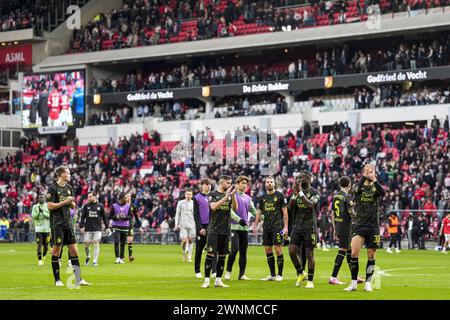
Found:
[79,192,110,266]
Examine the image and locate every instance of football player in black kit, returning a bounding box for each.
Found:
[126,193,141,262]
[47,165,91,287]
[288,171,320,289]
[329,176,363,285]
[201,175,238,289]
[79,192,110,266]
[345,164,385,292]
[254,176,288,282]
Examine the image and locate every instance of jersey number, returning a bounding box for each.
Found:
[334,200,340,218]
[52,96,59,107]
[374,235,381,244]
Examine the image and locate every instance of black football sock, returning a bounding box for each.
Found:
[204,255,214,277]
[266,253,276,276]
[120,241,125,259]
[290,252,303,275]
[301,246,307,270]
[346,249,352,264]
[114,241,120,258]
[226,250,237,273]
[37,243,42,260]
[51,255,60,282]
[350,257,359,281]
[277,254,284,276]
[366,259,376,283]
[308,268,314,281]
[128,243,133,257]
[43,243,48,257]
[331,249,346,278]
[217,256,226,278]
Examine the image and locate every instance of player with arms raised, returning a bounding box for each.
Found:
[201,175,238,288]
[345,164,385,292]
[288,171,320,289]
[329,176,364,285]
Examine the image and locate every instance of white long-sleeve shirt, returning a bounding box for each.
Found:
[175,199,195,229]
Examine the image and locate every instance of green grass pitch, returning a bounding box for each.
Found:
[0,243,449,300]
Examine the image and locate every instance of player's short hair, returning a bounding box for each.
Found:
[265,176,275,183]
[184,188,193,194]
[200,178,211,185]
[235,175,249,184]
[55,165,69,177]
[89,191,98,197]
[339,176,351,188]
[219,175,232,182]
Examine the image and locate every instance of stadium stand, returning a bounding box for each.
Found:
[89,34,450,94]
[0,0,90,35]
[1,121,448,244]
[66,0,450,54]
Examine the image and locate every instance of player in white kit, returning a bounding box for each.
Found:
[175,188,196,262]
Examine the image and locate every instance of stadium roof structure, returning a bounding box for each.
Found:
[34,9,450,73]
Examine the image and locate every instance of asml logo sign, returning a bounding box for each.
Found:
[0,45,32,65]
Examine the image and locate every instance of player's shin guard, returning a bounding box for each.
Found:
[43,242,49,257]
[51,255,60,281]
[69,256,82,284]
[37,243,42,260]
[277,255,284,276]
[204,254,214,277]
[114,241,120,258]
[301,246,307,270]
[217,255,226,278]
[332,250,346,278]
[128,243,133,257]
[308,268,315,281]
[266,253,276,276]
[346,249,352,266]
[120,242,125,259]
[289,248,303,275]
[365,259,376,283]
[93,243,100,263]
[350,257,359,281]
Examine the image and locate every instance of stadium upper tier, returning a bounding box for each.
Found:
[88,34,450,94]
[34,1,450,71]
[65,0,447,53]
[0,0,89,35]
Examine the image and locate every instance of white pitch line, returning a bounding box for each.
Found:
[0,250,16,253]
[1,266,449,291]
[378,266,449,277]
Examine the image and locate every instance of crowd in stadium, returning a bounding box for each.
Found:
[90,35,450,94]
[352,85,450,109]
[0,0,48,33]
[88,105,134,125]
[0,119,448,247]
[66,0,450,54]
